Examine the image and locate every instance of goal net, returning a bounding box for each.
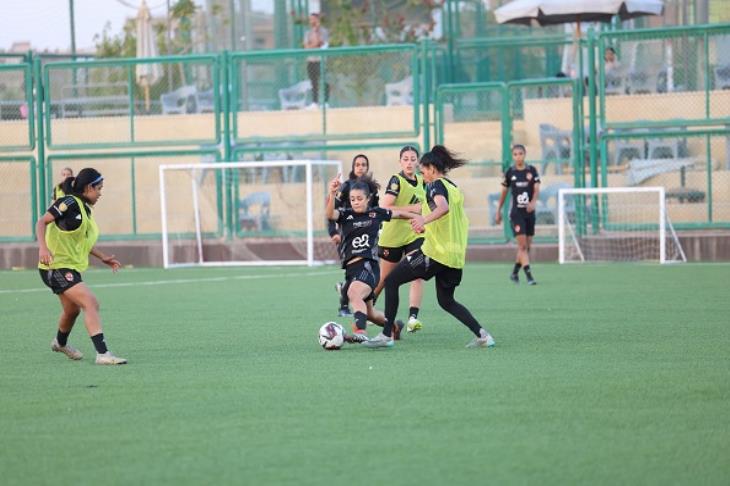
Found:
[159,160,342,268]
[558,187,686,264]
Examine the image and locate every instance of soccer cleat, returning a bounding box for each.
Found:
[95,352,127,365]
[351,324,367,335]
[407,316,423,333]
[51,338,83,360]
[344,332,369,344]
[361,333,394,349]
[392,320,405,341]
[338,307,353,317]
[466,332,496,349]
[509,273,519,284]
[526,277,537,286]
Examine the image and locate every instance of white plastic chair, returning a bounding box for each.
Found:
[278,80,312,110]
[385,76,413,106]
[161,85,198,114]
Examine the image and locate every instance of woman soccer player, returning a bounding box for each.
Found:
[495,144,541,285]
[326,173,410,338]
[37,168,127,365]
[364,145,496,349]
[328,154,379,317]
[374,145,427,333]
[52,167,73,201]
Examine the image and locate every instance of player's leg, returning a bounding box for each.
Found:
[523,215,537,285]
[510,216,527,283]
[347,280,373,334]
[433,269,495,348]
[51,293,83,360]
[336,279,352,317]
[406,278,424,333]
[62,283,126,365]
[373,257,397,299]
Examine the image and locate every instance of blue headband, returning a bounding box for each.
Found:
[91,175,104,186]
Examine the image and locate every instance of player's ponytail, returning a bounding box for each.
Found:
[348,154,370,180]
[420,145,466,174]
[350,174,380,198]
[62,168,103,197]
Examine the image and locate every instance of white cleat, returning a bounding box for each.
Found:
[361,333,394,349]
[407,316,423,333]
[466,332,496,349]
[51,338,83,360]
[95,351,127,365]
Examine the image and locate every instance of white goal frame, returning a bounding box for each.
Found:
[159,159,342,269]
[558,186,686,264]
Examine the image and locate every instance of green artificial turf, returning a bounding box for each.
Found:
[0,263,728,485]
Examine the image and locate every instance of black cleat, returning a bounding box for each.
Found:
[509,273,519,284]
[337,307,353,317]
[344,332,369,344]
[526,276,537,286]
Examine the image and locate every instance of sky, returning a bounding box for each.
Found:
[0,0,278,53]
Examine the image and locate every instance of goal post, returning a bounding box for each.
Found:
[558,186,686,264]
[159,159,343,268]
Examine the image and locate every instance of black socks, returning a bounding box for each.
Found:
[524,265,533,279]
[512,263,522,275]
[353,311,367,331]
[409,307,419,319]
[91,333,108,354]
[56,330,70,347]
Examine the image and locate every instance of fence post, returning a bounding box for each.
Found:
[33,57,46,213]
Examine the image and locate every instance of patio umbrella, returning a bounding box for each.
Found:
[494,0,664,27]
[136,0,162,112]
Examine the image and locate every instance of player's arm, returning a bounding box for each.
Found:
[411,195,448,234]
[90,247,121,272]
[325,174,342,221]
[495,170,511,224]
[527,168,541,214]
[36,212,55,266]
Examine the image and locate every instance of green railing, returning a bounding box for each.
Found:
[46,149,221,240]
[0,156,37,242]
[0,64,35,152]
[229,44,420,144]
[43,54,222,150]
[598,23,730,130]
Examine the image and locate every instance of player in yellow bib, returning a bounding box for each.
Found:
[364,146,496,349]
[375,146,427,333]
[36,168,127,365]
[51,166,73,201]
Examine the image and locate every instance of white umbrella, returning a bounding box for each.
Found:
[495,0,664,26]
[136,0,162,112]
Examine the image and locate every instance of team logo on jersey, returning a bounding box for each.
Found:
[514,224,521,232]
[64,272,74,282]
[527,172,533,181]
[511,175,517,181]
[369,212,376,218]
[346,215,354,220]
[382,249,390,257]
[58,202,68,212]
[390,182,399,191]
[352,234,370,249]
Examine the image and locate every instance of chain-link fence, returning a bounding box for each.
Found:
[44,56,220,148]
[453,36,569,84]
[46,150,219,238]
[599,24,730,128]
[0,157,37,242]
[0,64,33,152]
[230,45,419,143]
[600,128,730,226]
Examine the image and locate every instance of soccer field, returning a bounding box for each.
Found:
[1,263,728,485]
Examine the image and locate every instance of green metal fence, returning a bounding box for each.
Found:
[0,156,37,242]
[229,44,420,144]
[598,23,730,129]
[0,64,34,152]
[43,55,221,149]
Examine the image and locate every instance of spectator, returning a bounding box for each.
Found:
[604,47,621,75]
[303,13,330,109]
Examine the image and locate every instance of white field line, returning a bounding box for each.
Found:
[0,269,341,295]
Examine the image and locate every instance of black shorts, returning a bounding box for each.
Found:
[389,249,463,289]
[345,259,380,302]
[378,238,424,263]
[39,268,82,295]
[510,212,536,237]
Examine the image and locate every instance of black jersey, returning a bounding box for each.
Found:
[425,178,452,211]
[46,195,92,232]
[336,207,391,267]
[501,165,541,215]
[328,179,380,236]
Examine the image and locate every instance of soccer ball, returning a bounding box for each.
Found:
[318,322,345,350]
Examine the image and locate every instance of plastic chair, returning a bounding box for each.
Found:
[278,80,312,110]
[539,123,572,175]
[161,85,198,114]
[385,76,413,106]
[238,192,271,231]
